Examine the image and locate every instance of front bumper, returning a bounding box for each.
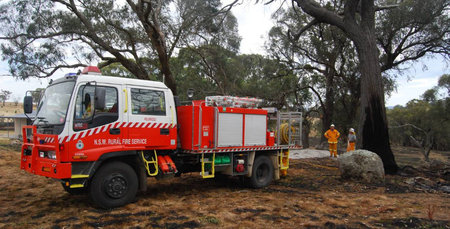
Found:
[20,126,71,179]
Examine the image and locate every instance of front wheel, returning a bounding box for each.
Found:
[89,161,138,209]
[248,155,274,188]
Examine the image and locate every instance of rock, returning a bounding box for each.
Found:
[438,185,450,193]
[404,177,437,190]
[338,150,385,183]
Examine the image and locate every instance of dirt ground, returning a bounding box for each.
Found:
[0,139,448,229]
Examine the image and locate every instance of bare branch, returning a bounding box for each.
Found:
[293,0,346,31]
[389,123,426,134]
[289,19,319,41]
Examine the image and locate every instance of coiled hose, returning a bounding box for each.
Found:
[276,123,296,144]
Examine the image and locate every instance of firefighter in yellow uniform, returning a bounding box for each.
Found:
[324,124,340,157]
[347,128,356,152]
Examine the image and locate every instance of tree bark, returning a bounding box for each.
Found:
[354,31,398,174]
[321,67,336,141]
[150,34,177,95]
[127,1,178,95]
[302,120,311,148]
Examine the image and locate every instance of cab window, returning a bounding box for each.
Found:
[73,85,118,131]
[130,88,166,116]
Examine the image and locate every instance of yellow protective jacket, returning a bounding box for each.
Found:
[324,129,340,143]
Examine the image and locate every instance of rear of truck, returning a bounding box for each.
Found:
[175,97,302,187]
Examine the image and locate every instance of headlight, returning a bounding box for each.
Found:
[39,151,56,159]
[47,151,56,160]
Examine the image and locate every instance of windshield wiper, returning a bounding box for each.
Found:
[36,117,49,124]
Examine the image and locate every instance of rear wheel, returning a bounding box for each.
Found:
[248,155,274,188]
[89,161,138,209]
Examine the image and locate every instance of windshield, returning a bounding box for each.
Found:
[34,81,75,126]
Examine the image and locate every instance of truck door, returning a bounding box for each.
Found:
[124,86,177,149]
[68,83,123,159]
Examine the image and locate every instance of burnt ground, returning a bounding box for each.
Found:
[0,140,448,228]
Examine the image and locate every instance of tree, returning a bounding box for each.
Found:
[388,74,450,160]
[290,0,401,173]
[171,45,300,105]
[268,0,448,151]
[438,74,450,96]
[31,88,45,105]
[13,96,20,106]
[0,0,240,95]
[269,7,362,141]
[377,0,450,72]
[0,89,12,106]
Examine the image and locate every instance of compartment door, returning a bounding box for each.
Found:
[217,113,243,147]
[244,114,266,146]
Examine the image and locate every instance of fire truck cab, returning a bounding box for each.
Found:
[21,66,301,209]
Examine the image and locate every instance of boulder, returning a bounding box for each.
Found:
[338,150,385,183]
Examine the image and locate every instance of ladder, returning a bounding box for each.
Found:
[279,149,290,176]
[201,152,215,178]
[141,150,159,176]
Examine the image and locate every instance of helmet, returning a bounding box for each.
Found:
[349,128,355,132]
[330,124,335,127]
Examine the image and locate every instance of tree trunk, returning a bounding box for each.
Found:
[302,120,311,148]
[149,30,177,95]
[156,48,177,95]
[321,67,336,141]
[355,33,398,174]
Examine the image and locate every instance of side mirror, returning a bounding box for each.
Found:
[95,87,106,110]
[24,96,33,114]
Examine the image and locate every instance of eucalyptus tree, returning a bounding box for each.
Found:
[272,0,449,173]
[0,0,239,95]
[269,6,361,142]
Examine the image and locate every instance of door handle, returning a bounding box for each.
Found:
[109,128,121,135]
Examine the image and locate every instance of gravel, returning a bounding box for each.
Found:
[290,149,330,159]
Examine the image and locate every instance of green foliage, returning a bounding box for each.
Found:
[388,74,450,150]
[377,0,450,71]
[31,88,45,105]
[438,74,450,96]
[0,0,240,93]
[100,63,137,79]
[171,45,300,107]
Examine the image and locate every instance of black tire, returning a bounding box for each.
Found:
[62,183,86,195]
[89,161,138,209]
[248,155,274,188]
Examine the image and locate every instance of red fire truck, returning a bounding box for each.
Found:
[20,66,302,208]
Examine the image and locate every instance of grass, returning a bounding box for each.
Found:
[392,145,450,167]
[0,102,23,117]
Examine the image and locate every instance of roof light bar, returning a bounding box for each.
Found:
[81,66,102,75]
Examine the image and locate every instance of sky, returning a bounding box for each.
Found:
[0,1,448,107]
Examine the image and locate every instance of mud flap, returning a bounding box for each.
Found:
[271,154,280,180]
[245,151,256,177]
[137,155,148,192]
